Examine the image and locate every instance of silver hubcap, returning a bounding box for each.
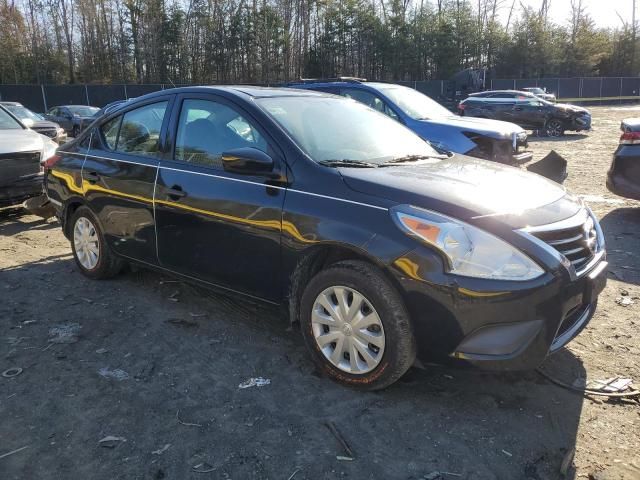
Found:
[311,286,385,374]
[547,121,562,137]
[73,217,100,270]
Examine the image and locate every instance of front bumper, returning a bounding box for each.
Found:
[391,223,606,371]
[0,172,44,207]
[571,113,591,131]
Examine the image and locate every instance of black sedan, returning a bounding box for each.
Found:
[607,118,640,200]
[0,105,58,207]
[459,90,591,136]
[45,86,607,390]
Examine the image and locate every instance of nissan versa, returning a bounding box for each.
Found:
[44,86,607,390]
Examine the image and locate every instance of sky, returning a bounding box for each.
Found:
[503,0,635,29]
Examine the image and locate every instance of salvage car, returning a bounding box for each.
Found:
[607,118,640,200]
[522,87,556,102]
[44,105,99,137]
[459,90,591,136]
[0,101,67,144]
[0,105,58,207]
[45,86,607,390]
[288,79,532,166]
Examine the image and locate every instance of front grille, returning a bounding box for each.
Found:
[34,127,58,138]
[0,151,41,163]
[530,212,597,272]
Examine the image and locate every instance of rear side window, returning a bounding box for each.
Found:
[116,102,168,156]
[174,99,267,169]
[100,116,120,150]
[340,88,398,120]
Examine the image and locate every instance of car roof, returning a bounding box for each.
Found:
[122,85,333,105]
[468,90,535,97]
[0,101,23,106]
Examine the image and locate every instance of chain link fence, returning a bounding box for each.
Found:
[2,78,640,112]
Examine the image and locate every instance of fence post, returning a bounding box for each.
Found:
[85,84,90,105]
[600,77,603,99]
[123,84,128,100]
[557,79,560,99]
[41,85,47,112]
[513,79,516,89]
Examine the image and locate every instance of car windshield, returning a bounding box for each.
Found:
[0,107,23,130]
[4,105,43,121]
[68,106,99,116]
[374,85,454,120]
[257,96,439,165]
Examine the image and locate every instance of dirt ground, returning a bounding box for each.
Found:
[1,106,639,480]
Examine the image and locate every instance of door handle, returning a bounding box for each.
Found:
[166,185,187,200]
[85,171,100,183]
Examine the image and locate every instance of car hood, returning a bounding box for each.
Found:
[0,129,46,154]
[340,155,581,229]
[420,115,524,140]
[554,103,589,114]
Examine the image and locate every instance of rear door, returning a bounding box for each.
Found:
[83,96,173,264]
[154,93,286,301]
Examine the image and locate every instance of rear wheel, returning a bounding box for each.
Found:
[70,206,123,279]
[300,260,416,390]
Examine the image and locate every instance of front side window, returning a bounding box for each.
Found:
[100,116,121,150]
[258,96,438,165]
[174,99,267,169]
[116,102,168,156]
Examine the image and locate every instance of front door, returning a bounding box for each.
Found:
[154,95,286,301]
[83,97,173,264]
[512,99,548,129]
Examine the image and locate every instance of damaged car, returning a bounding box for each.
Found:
[459,90,591,137]
[45,86,607,390]
[607,118,640,200]
[0,105,57,207]
[288,79,533,166]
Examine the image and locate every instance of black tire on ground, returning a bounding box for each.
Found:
[69,206,124,279]
[299,260,416,390]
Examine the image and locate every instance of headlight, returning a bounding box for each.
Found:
[41,140,58,163]
[391,206,544,281]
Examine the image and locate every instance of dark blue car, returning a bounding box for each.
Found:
[289,79,532,165]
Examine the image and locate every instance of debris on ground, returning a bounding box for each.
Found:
[151,443,171,455]
[2,367,23,378]
[98,367,130,381]
[588,377,633,393]
[0,445,29,460]
[324,421,355,461]
[98,436,126,448]
[238,377,271,389]
[167,317,198,328]
[192,462,215,473]
[578,194,625,205]
[526,150,568,183]
[95,348,108,354]
[616,296,635,307]
[48,323,81,344]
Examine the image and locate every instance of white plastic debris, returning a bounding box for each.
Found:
[238,377,271,389]
[152,443,171,455]
[98,435,126,448]
[98,367,130,381]
[48,323,81,344]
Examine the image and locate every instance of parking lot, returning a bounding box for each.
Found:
[1,105,639,479]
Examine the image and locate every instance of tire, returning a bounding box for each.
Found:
[70,206,123,279]
[545,118,564,137]
[299,260,416,390]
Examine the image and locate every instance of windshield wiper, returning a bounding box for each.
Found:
[318,159,379,168]
[383,154,446,164]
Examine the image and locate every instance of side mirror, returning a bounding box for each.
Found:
[222,147,275,176]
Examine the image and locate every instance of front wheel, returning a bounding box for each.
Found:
[545,118,565,137]
[300,260,416,390]
[70,206,123,279]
